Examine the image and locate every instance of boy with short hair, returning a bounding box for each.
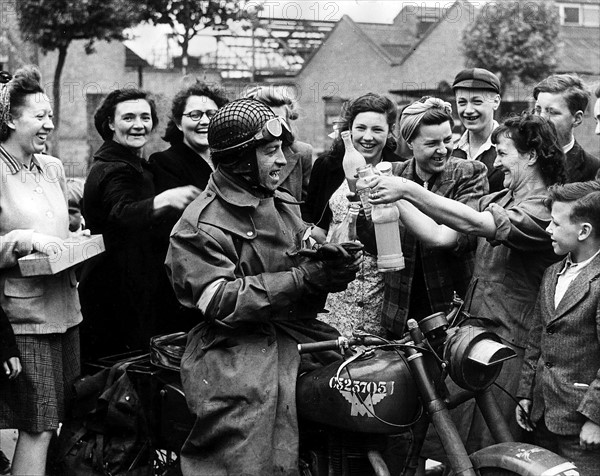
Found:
[517,181,600,475]
[534,74,600,182]
[451,67,504,192]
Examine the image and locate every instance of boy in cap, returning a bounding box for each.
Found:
[166,98,361,475]
[452,67,504,192]
[534,73,600,182]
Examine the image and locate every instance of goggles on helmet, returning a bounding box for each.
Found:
[214,116,294,154]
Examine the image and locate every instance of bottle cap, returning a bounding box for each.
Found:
[376,161,392,175]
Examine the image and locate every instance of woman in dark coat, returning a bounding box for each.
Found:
[148,82,229,329]
[79,89,200,360]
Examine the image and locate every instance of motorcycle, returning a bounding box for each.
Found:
[295,297,581,476]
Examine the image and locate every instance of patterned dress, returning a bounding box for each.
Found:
[319,180,385,336]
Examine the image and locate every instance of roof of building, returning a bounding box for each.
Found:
[557,25,600,74]
[300,0,599,78]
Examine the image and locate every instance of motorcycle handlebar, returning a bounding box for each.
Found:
[298,335,412,354]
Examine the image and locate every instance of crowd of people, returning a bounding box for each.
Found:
[0,62,599,475]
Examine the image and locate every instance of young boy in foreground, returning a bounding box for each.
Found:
[517,181,600,475]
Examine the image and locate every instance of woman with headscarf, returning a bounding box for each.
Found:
[356,96,488,337]
[367,111,566,455]
[0,66,81,475]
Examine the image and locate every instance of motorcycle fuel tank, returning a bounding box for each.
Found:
[297,349,420,434]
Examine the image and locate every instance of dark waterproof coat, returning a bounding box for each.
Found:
[79,140,179,360]
[166,169,340,476]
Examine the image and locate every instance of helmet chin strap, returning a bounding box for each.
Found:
[221,150,274,198]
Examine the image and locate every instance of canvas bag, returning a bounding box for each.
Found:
[50,357,152,476]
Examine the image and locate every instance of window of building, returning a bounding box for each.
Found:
[558,3,600,26]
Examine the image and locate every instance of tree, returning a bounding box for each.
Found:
[462,1,560,95]
[143,0,255,74]
[17,0,149,153]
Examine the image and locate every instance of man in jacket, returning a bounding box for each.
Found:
[166,98,360,476]
[517,180,600,475]
[534,74,600,182]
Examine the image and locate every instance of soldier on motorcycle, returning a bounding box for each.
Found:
[165,98,362,475]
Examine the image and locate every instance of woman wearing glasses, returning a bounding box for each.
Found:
[79,89,201,360]
[148,82,229,330]
[149,80,229,193]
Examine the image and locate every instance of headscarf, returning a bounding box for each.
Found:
[399,97,452,143]
[0,71,12,141]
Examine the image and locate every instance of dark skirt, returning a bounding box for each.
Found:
[0,326,80,432]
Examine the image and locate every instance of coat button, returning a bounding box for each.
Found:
[34,186,43,194]
[246,231,253,237]
[46,211,54,218]
[545,362,553,368]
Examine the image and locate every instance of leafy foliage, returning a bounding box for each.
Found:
[141,0,254,70]
[16,0,149,151]
[462,1,560,92]
[17,0,148,54]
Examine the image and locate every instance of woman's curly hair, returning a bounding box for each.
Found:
[163,81,229,144]
[492,112,566,186]
[328,92,398,159]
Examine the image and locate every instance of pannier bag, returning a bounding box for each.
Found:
[49,355,152,476]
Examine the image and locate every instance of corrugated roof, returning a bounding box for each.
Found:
[557,26,600,74]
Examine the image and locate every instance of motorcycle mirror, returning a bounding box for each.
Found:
[467,339,516,367]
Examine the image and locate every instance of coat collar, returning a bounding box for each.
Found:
[93,140,145,173]
[0,145,43,175]
[549,253,600,323]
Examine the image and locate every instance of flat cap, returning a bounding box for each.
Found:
[452,68,501,94]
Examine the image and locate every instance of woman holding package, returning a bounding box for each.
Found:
[79,88,201,360]
[0,66,82,475]
[367,111,566,454]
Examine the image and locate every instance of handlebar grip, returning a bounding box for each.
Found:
[298,339,342,354]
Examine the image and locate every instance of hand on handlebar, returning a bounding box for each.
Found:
[516,398,534,432]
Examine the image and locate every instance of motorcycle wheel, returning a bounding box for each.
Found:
[477,469,520,475]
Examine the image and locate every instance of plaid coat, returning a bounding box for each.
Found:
[358,157,488,336]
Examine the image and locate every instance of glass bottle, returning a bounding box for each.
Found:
[329,202,360,243]
[371,162,405,272]
[355,164,376,219]
[341,131,367,188]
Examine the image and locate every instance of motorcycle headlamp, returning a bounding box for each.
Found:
[443,325,516,392]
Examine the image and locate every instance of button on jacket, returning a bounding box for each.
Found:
[0,150,81,335]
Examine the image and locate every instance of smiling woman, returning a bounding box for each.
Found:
[79,88,201,361]
[0,65,82,476]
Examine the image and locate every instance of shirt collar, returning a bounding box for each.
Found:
[558,248,600,275]
[456,120,499,159]
[563,136,575,154]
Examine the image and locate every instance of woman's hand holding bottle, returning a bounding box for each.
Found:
[365,175,410,204]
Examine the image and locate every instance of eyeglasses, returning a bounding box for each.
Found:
[182,109,218,121]
[214,117,294,153]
